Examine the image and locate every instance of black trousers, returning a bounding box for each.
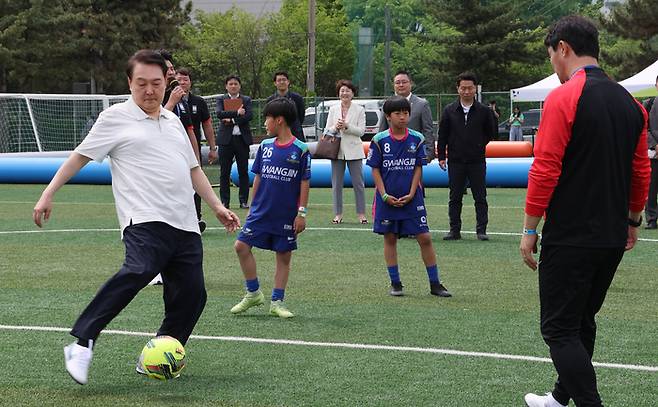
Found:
[219,135,250,207]
[644,159,658,224]
[70,222,206,345]
[539,245,624,407]
[447,161,488,233]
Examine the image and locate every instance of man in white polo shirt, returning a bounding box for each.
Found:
[32,49,240,385]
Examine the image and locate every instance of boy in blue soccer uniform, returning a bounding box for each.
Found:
[231,98,311,318]
[367,96,451,297]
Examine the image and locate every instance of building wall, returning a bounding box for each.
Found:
[185,0,282,17]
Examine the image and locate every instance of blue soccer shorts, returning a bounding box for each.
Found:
[373,215,430,237]
[237,226,297,252]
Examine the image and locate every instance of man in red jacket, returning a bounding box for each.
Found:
[520,15,650,407]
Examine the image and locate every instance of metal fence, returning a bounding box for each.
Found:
[0,91,540,153]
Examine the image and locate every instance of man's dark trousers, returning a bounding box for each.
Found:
[219,135,250,207]
[539,245,624,407]
[70,222,206,345]
[644,159,658,225]
[447,161,488,233]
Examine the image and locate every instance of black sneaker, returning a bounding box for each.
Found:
[239,202,250,209]
[443,231,461,240]
[645,222,657,230]
[430,282,452,297]
[198,220,207,233]
[389,282,404,296]
[476,233,489,241]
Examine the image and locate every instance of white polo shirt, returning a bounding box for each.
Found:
[75,96,200,236]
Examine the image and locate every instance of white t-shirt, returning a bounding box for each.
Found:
[461,102,472,124]
[75,97,200,236]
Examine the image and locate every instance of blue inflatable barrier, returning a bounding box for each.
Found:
[231,158,533,188]
[0,157,111,184]
[0,156,533,187]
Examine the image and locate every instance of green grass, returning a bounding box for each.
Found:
[1,176,657,406]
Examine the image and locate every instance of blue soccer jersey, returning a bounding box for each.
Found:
[244,137,311,235]
[366,128,427,220]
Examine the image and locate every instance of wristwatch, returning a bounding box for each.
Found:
[628,217,642,227]
[209,146,218,151]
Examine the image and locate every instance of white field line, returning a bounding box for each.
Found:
[0,324,655,373]
[0,200,524,209]
[2,226,658,242]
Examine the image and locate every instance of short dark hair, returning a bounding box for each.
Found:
[394,69,412,82]
[263,98,297,127]
[544,15,599,59]
[335,79,357,96]
[489,100,497,105]
[383,96,411,115]
[456,72,478,87]
[225,74,241,85]
[156,49,174,64]
[125,49,168,79]
[273,71,289,81]
[176,67,192,81]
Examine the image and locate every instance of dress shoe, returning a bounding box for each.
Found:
[645,222,657,229]
[443,231,461,240]
[477,233,489,241]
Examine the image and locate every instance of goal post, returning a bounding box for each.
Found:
[0,93,128,154]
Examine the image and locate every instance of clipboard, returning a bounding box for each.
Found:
[223,97,243,111]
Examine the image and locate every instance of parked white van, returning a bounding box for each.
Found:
[302,99,384,141]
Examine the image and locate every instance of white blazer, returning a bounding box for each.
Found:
[324,102,366,160]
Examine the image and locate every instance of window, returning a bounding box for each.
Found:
[365,112,379,127]
[302,113,315,127]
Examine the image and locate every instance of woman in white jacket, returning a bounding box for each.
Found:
[323,80,367,224]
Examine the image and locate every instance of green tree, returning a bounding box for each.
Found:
[0,0,191,93]
[174,8,270,97]
[0,0,87,93]
[423,0,547,91]
[523,0,594,25]
[600,0,658,80]
[266,0,355,97]
[343,0,419,44]
[370,16,459,95]
[342,0,458,95]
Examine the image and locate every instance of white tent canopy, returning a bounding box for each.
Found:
[619,59,658,93]
[510,73,561,102]
[510,59,658,102]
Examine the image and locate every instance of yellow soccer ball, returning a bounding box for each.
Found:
[139,335,186,380]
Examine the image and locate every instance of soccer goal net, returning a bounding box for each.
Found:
[0,94,128,153]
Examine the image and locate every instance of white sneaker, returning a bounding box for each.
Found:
[148,274,163,286]
[524,392,567,407]
[64,340,93,385]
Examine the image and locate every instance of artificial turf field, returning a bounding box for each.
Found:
[1,171,657,406]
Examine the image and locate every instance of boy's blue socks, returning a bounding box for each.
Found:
[272,288,285,301]
[387,265,401,284]
[426,264,440,283]
[246,278,260,292]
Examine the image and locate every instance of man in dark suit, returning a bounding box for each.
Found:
[216,75,253,209]
[379,70,435,161]
[266,71,306,142]
[438,72,496,241]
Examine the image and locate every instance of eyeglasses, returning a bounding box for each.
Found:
[394,80,410,85]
